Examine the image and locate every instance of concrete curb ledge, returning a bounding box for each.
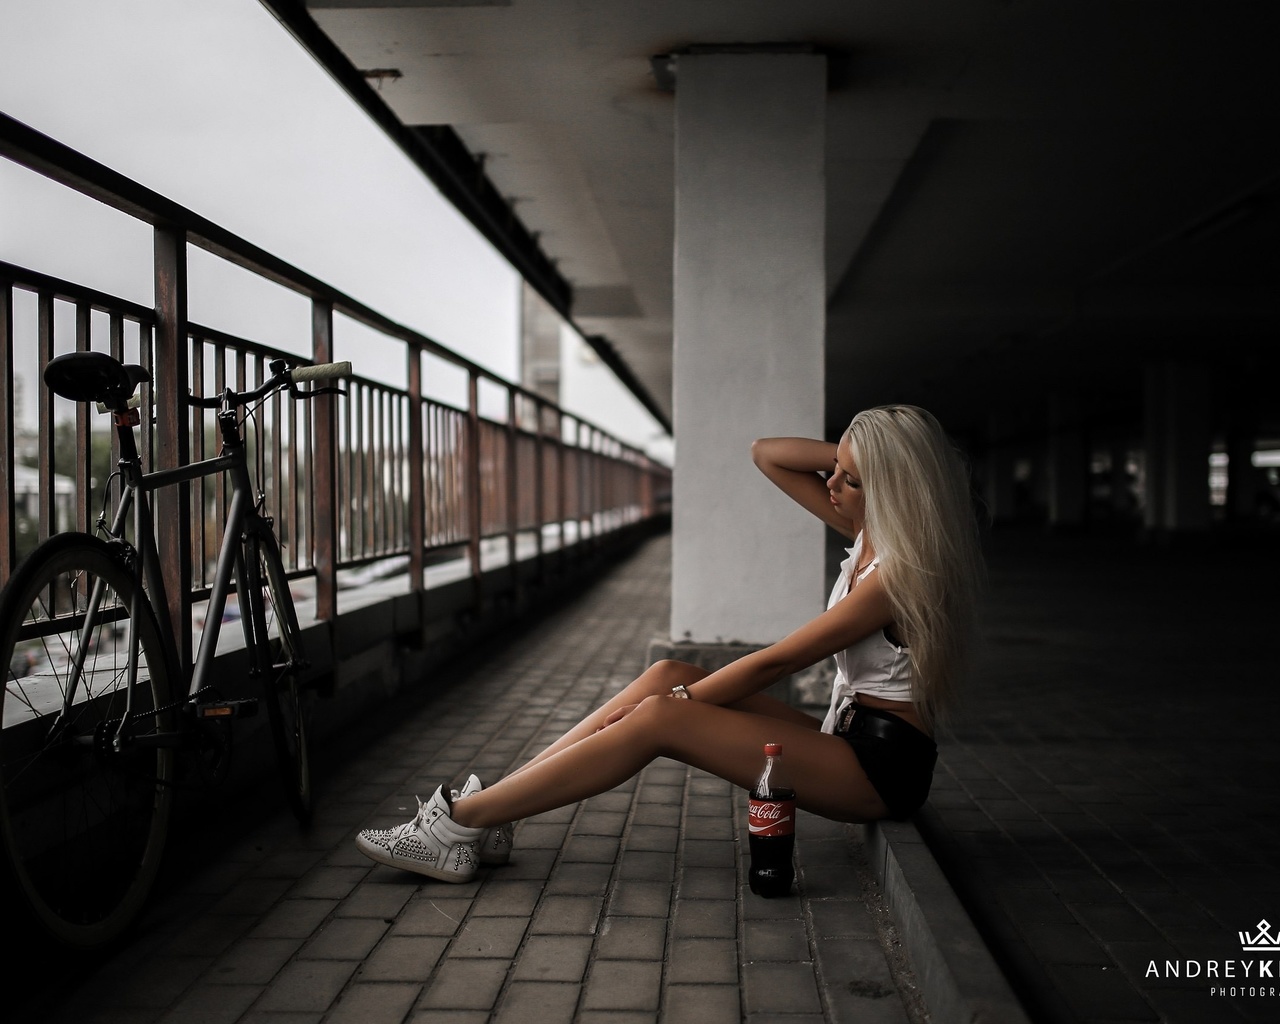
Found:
[864,814,1032,1024]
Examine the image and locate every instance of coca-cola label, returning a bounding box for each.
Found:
[749,798,795,837]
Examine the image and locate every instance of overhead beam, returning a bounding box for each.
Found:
[259,0,671,433]
[260,0,567,314]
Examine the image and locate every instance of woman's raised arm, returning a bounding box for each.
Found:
[752,436,855,539]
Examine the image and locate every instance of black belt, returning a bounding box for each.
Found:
[835,704,934,746]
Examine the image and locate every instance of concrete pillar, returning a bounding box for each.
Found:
[1143,362,1211,533]
[1047,395,1086,529]
[670,52,826,645]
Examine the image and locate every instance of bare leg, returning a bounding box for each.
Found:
[508,660,821,779]
[507,660,709,776]
[452,693,888,829]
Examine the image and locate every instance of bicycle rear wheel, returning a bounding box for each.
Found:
[245,530,312,822]
[0,533,175,947]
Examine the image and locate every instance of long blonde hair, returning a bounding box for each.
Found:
[846,405,983,729]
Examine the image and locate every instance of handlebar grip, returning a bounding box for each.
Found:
[290,361,351,383]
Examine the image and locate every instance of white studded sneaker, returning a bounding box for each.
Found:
[355,785,484,882]
[479,821,513,866]
[454,774,514,866]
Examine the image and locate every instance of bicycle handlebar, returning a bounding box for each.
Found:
[182,359,352,410]
[289,361,351,383]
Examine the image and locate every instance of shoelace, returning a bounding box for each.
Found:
[383,796,430,846]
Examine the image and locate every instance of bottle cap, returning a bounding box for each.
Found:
[764,743,781,756]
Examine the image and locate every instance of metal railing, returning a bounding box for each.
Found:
[0,113,669,670]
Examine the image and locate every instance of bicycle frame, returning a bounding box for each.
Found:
[63,399,274,735]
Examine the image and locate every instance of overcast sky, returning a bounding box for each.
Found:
[0,0,670,458]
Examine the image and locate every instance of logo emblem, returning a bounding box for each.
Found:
[748,798,795,837]
[1240,920,1280,952]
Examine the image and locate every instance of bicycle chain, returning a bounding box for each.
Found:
[94,684,234,789]
[97,683,220,733]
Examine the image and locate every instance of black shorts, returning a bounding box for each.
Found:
[833,704,937,820]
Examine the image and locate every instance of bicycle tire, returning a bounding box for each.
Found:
[245,529,312,822]
[0,532,175,947]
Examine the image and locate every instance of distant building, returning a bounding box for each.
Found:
[12,462,76,537]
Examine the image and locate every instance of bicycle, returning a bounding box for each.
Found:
[0,350,349,947]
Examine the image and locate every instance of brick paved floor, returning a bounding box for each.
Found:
[914,529,1280,1024]
[15,534,927,1024]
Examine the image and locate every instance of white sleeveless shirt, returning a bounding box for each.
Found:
[819,532,913,734]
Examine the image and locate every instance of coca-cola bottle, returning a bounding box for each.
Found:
[748,742,796,898]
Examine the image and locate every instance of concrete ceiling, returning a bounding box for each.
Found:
[297,0,1279,441]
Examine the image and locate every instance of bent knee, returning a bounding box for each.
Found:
[646,659,706,690]
[636,692,671,713]
[649,659,687,681]
[630,692,687,728]
[628,692,696,753]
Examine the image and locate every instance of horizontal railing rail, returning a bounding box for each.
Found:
[1,112,670,674]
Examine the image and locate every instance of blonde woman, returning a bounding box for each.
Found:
[356,405,983,882]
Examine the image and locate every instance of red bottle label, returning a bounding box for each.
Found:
[749,798,795,837]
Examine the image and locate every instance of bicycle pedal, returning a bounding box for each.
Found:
[195,698,260,719]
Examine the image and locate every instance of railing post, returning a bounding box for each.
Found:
[592,429,602,543]
[36,291,54,542]
[286,355,299,563]
[557,411,568,556]
[407,345,424,591]
[579,422,590,544]
[74,302,91,533]
[153,225,192,672]
[139,323,155,472]
[0,282,14,580]
[506,388,518,571]
[533,397,545,579]
[583,427,593,542]
[190,336,207,588]
[312,299,339,621]
[579,423,589,542]
[108,314,125,512]
[466,369,482,592]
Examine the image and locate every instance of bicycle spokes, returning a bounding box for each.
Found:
[0,536,175,946]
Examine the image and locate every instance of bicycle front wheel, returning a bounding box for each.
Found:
[0,533,175,947]
[245,530,312,822]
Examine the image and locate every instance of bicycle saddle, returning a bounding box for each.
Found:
[43,351,151,407]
